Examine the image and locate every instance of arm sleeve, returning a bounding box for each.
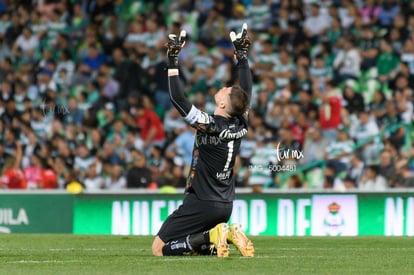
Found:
[168,68,206,126]
[238,59,252,103]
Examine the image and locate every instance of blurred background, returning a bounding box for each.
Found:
[0,0,413,193]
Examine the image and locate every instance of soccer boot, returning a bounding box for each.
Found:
[209,223,230,258]
[228,223,254,257]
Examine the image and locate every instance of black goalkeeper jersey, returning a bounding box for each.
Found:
[167,60,252,203]
[186,113,248,202]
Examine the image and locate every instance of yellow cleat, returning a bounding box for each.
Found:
[228,223,254,257]
[209,223,230,258]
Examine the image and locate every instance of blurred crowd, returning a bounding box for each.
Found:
[0,0,413,192]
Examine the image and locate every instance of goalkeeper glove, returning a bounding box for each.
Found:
[229,23,251,62]
[166,30,186,69]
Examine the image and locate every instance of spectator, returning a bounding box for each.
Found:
[359,165,388,191]
[0,56,12,83]
[198,6,226,47]
[370,90,387,123]
[0,12,10,37]
[315,81,342,143]
[301,127,329,166]
[359,0,380,26]
[64,97,84,126]
[12,26,38,61]
[5,13,22,47]
[39,168,58,189]
[134,96,165,152]
[380,100,402,130]
[24,153,43,189]
[287,174,303,189]
[239,126,257,167]
[296,89,318,121]
[333,37,361,82]
[74,143,94,177]
[343,81,365,115]
[96,69,120,100]
[251,39,278,77]
[163,107,187,139]
[325,128,355,173]
[247,0,271,32]
[248,137,276,193]
[54,49,75,83]
[304,3,330,43]
[83,162,105,190]
[379,149,397,184]
[278,127,302,152]
[157,156,186,190]
[395,89,413,124]
[104,164,126,189]
[392,159,414,188]
[1,99,19,126]
[127,149,152,189]
[376,39,400,83]
[0,141,25,189]
[166,124,194,168]
[82,43,106,72]
[309,54,332,91]
[123,21,147,51]
[377,0,400,28]
[349,109,381,164]
[323,164,345,191]
[263,49,295,90]
[343,153,365,188]
[358,26,380,71]
[99,141,122,166]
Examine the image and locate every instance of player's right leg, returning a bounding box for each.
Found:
[209,223,230,258]
[152,236,165,256]
[228,223,254,257]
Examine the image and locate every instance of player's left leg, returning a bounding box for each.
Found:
[158,230,211,256]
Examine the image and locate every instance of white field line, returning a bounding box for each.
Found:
[49,248,108,251]
[261,247,414,251]
[7,260,82,264]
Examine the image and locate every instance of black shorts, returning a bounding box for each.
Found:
[157,192,233,242]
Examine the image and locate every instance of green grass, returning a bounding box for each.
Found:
[0,235,413,275]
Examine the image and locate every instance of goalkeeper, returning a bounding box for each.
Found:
[151,24,254,258]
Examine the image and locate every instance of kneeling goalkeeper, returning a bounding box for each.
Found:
[151,24,254,257]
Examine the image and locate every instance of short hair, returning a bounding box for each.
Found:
[368,165,380,175]
[229,85,249,116]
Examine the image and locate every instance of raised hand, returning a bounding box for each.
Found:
[229,23,251,62]
[166,30,186,68]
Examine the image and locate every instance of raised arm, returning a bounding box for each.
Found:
[237,59,252,102]
[166,31,200,124]
[230,23,252,102]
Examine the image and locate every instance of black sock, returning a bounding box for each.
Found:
[188,231,210,248]
[162,236,192,256]
[162,231,210,256]
[194,244,217,256]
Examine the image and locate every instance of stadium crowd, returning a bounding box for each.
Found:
[0,0,413,192]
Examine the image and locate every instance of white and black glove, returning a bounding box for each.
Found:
[166,30,186,69]
[229,23,251,62]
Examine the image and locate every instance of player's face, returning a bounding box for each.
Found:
[214,87,232,109]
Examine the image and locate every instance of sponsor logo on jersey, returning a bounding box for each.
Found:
[219,128,247,140]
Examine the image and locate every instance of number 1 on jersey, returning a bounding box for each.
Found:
[223,141,234,172]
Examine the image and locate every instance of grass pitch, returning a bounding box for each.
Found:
[0,235,413,275]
